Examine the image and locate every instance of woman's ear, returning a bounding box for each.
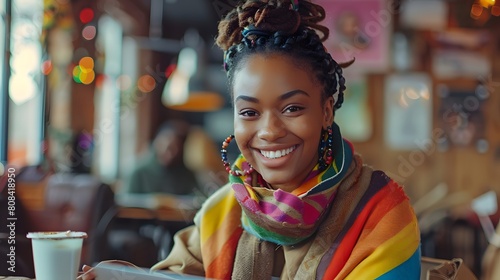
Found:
[323,96,334,129]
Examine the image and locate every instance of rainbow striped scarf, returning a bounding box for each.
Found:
[230,128,353,246]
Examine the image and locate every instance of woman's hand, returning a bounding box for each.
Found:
[77,264,96,280]
[77,260,139,279]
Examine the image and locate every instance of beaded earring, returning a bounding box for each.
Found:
[221,135,253,176]
[318,126,334,171]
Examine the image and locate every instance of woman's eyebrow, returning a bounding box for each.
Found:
[234,90,309,104]
[279,90,309,100]
[235,95,259,103]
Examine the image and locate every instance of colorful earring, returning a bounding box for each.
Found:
[221,135,253,176]
[318,126,333,171]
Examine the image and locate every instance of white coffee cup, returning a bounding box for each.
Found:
[27,231,87,280]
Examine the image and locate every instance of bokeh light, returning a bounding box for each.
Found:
[41,60,53,75]
[71,56,96,85]
[82,25,96,40]
[11,44,40,74]
[137,75,156,93]
[471,4,484,19]
[116,75,132,91]
[95,74,105,88]
[80,70,95,85]
[73,58,96,85]
[79,8,94,24]
[9,74,37,104]
[79,56,94,72]
[492,6,500,16]
[165,64,176,79]
[73,65,82,83]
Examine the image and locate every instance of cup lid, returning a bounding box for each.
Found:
[27,231,87,239]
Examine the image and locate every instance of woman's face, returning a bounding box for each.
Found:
[232,54,334,192]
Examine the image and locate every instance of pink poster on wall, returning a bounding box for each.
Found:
[314,0,391,72]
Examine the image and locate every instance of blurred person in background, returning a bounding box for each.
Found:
[121,120,199,195]
[109,120,199,267]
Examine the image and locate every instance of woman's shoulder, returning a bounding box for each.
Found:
[193,183,235,224]
[353,154,407,193]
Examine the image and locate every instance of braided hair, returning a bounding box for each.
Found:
[216,0,353,109]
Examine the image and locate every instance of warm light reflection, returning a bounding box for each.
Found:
[165,64,176,78]
[95,74,105,88]
[420,89,430,100]
[398,91,409,108]
[71,56,96,85]
[397,83,430,108]
[41,60,53,75]
[492,5,500,16]
[82,25,96,40]
[404,87,420,100]
[80,70,95,85]
[137,75,156,93]
[162,47,197,105]
[479,0,495,7]
[471,4,484,19]
[79,56,94,72]
[163,71,189,104]
[73,63,95,85]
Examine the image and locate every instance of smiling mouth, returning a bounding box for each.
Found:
[259,145,297,159]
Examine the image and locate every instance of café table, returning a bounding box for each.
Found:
[111,193,201,261]
[114,193,200,222]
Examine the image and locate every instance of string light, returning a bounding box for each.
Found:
[479,0,495,8]
[73,56,96,85]
[82,25,96,40]
[41,60,53,75]
[492,5,500,16]
[471,0,499,20]
[79,8,94,24]
[137,75,156,93]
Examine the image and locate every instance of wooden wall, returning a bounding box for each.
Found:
[354,43,500,204]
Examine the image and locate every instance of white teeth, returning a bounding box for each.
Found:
[260,146,295,159]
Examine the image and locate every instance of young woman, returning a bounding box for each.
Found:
[83,0,421,279]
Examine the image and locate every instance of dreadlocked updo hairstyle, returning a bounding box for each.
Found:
[216,0,353,109]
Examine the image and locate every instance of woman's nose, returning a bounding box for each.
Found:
[257,111,286,141]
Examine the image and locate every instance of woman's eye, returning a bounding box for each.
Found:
[239,110,258,117]
[283,106,304,113]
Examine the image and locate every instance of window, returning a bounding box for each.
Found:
[7,0,44,166]
[93,15,123,181]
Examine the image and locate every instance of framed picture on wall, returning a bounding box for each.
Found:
[384,73,433,150]
[314,0,391,72]
[335,76,372,142]
[436,84,488,150]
